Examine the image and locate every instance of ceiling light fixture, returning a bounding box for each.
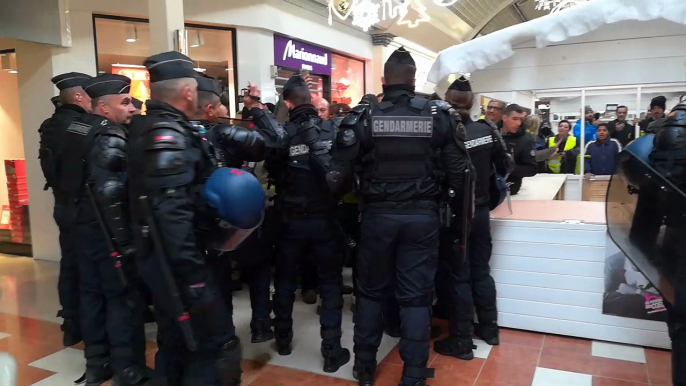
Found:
[126,24,138,43]
[8,70,17,74]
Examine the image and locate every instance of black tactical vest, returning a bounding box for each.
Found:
[58,113,103,197]
[361,98,440,205]
[38,105,86,195]
[278,117,337,214]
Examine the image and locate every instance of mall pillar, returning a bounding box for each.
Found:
[12,11,96,262]
[235,27,277,104]
[148,0,186,54]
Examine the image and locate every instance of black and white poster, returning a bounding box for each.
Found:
[602,237,667,321]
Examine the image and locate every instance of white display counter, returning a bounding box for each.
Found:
[490,200,670,349]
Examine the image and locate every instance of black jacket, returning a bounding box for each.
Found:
[503,127,537,195]
[266,104,343,215]
[128,101,216,285]
[608,119,635,147]
[341,84,471,213]
[462,115,513,206]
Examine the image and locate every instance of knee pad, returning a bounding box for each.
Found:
[398,293,433,308]
[183,281,219,313]
[215,337,242,386]
[320,291,344,311]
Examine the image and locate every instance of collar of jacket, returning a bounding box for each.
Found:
[288,103,318,123]
[145,100,190,121]
[58,104,88,114]
[381,84,415,102]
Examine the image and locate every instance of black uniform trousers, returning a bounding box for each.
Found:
[354,211,439,385]
[273,214,344,347]
[75,220,146,373]
[57,224,80,321]
[137,252,237,385]
[208,230,272,323]
[54,204,80,323]
[436,205,497,337]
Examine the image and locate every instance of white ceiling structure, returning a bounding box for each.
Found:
[293,0,551,53]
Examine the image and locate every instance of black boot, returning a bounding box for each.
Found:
[322,344,351,373]
[85,361,113,386]
[434,335,476,360]
[250,319,275,343]
[475,324,500,346]
[275,331,293,356]
[216,337,242,386]
[353,362,375,386]
[61,318,82,347]
[112,365,155,386]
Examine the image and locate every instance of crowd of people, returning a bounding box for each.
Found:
[37,41,686,386]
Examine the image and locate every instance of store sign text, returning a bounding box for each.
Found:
[283,40,328,67]
[274,36,332,76]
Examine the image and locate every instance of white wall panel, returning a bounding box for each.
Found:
[492,240,605,262]
[491,255,604,278]
[496,283,602,308]
[492,269,604,293]
[492,219,670,348]
[491,225,606,246]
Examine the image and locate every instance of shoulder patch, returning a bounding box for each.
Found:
[431,100,451,111]
[66,121,92,136]
[100,119,108,126]
[530,149,536,157]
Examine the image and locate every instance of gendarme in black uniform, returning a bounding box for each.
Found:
[342,47,471,386]
[39,72,92,348]
[76,74,148,385]
[434,77,514,361]
[501,111,537,195]
[193,75,285,345]
[127,52,241,386]
[266,74,354,373]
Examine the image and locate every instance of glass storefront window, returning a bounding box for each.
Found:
[94,16,238,116]
[331,55,364,107]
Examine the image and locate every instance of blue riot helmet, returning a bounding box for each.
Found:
[203,167,266,251]
[625,134,654,164]
[488,173,508,211]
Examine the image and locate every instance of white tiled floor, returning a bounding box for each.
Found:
[531,367,593,386]
[591,340,647,363]
[29,348,85,374]
[30,371,86,386]
[1,256,391,383]
[473,338,493,359]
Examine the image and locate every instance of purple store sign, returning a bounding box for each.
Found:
[274,35,331,76]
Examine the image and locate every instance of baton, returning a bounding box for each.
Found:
[85,184,129,289]
[139,196,197,352]
[459,168,473,263]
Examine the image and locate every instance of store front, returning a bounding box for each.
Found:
[0,49,31,256]
[93,15,239,116]
[273,35,365,106]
